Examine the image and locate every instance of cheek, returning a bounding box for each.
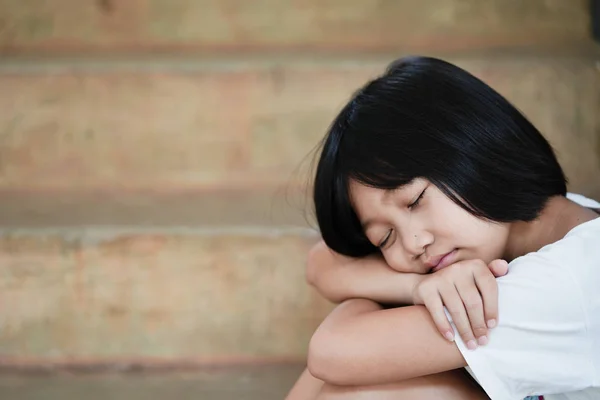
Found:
[471,224,509,259]
[381,249,405,272]
[382,247,418,273]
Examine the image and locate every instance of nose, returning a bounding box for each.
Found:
[399,224,433,257]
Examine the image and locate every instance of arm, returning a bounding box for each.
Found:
[307,299,467,387]
[306,240,423,305]
[309,254,598,399]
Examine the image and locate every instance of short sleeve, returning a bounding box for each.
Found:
[446,252,595,400]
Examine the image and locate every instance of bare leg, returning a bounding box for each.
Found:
[317,369,488,400]
[286,368,488,400]
[285,367,324,400]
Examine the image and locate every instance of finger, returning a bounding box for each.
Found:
[439,285,478,350]
[488,259,509,278]
[422,292,456,342]
[475,266,500,329]
[455,278,489,345]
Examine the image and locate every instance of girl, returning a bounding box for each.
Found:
[286,56,600,400]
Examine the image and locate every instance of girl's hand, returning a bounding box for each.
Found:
[411,259,509,349]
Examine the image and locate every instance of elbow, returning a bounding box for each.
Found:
[306,325,349,386]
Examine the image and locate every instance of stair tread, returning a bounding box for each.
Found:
[0,188,314,229]
[0,364,305,400]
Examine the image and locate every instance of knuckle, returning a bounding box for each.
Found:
[473,329,487,338]
[449,264,465,275]
[424,301,439,312]
[481,269,496,280]
[441,273,458,284]
[464,259,484,269]
[465,298,483,310]
[457,328,473,339]
[444,263,460,272]
[472,325,487,335]
[452,259,468,267]
[482,278,497,289]
[447,306,464,315]
[427,282,447,295]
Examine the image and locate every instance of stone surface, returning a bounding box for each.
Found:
[0,64,375,191]
[0,58,598,200]
[0,186,316,228]
[0,230,328,360]
[0,364,305,400]
[0,0,592,54]
[0,63,365,192]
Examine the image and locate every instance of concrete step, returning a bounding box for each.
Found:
[0,0,592,56]
[0,57,371,195]
[0,56,599,222]
[0,186,314,229]
[0,228,330,364]
[0,364,305,400]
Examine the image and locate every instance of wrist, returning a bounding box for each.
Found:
[371,270,425,306]
[407,273,426,305]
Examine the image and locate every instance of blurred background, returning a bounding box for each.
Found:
[0,1,598,399]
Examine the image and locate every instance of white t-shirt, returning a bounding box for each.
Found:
[448,193,600,400]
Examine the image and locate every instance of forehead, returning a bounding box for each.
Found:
[349,179,418,200]
[348,180,387,206]
[348,179,419,217]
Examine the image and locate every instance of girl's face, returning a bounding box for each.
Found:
[349,178,511,274]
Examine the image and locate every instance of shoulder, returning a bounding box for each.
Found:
[507,190,600,285]
[566,192,600,210]
[506,214,600,299]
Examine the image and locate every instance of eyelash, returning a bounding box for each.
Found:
[378,188,427,249]
[378,230,392,249]
[408,188,426,209]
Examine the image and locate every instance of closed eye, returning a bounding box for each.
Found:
[378,229,392,248]
[408,188,426,209]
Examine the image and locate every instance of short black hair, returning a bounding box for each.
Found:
[313,56,567,258]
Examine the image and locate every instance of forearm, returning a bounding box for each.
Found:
[307,299,466,387]
[307,241,422,305]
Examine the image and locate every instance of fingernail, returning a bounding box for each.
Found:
[444,331,455,342]
[467,340,478,350]
[478,335,488,346]
[487,319,496,329]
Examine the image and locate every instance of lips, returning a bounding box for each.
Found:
[427,249,458,273]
